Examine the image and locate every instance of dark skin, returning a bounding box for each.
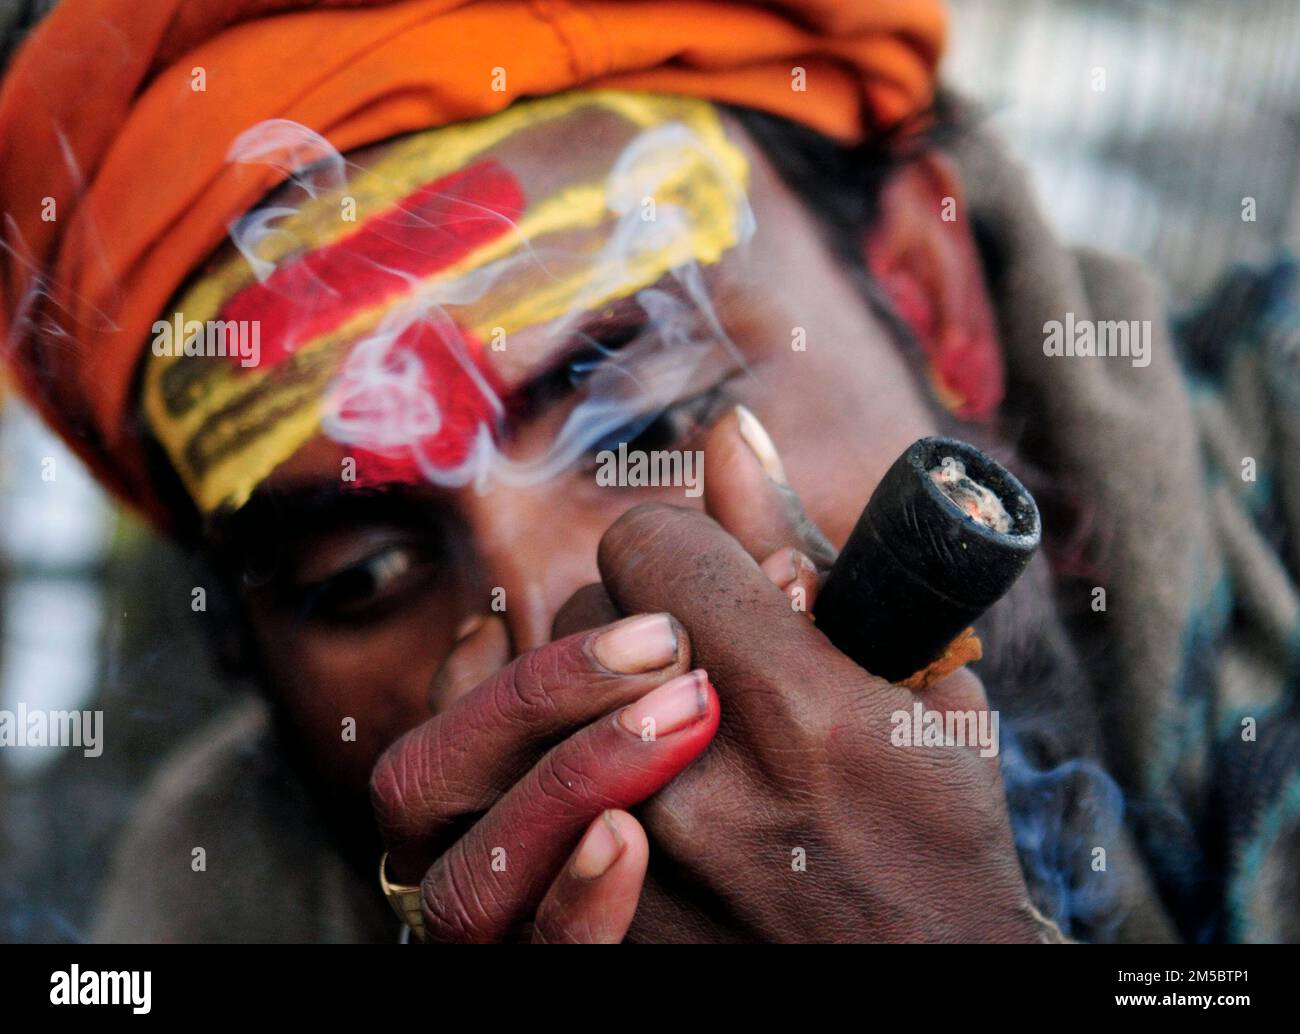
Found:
[220,108,1042,942]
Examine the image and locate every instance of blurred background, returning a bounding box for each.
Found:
[2,0,1299,941]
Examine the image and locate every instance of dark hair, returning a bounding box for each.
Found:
[0,0,55,71]
[727,105,905,266]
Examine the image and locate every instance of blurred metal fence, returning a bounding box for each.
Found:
[946,0,1300,304]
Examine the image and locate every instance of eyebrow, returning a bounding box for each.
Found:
[207,480,450,574]
[480,269,713,393]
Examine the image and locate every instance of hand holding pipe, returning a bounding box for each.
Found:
[811,437,1041,684]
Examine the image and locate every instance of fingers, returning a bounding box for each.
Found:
[921,664,990,715]
[598,504,830,678]
[702,405,836,571]
[419,670,720,943]
[372,612,691,880]
[551,582,621,641]
[597,503,907,744]
[427,614,510,713]
[531,810,649,944]
[759,545,821,616]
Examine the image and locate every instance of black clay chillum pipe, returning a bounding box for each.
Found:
[811,436,1041,683]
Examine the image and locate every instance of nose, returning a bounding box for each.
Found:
[456,482,602,654]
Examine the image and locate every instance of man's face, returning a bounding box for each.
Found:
[171,94,940,801]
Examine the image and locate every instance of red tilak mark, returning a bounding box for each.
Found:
[221,159,525,370]
[344,324,500,489]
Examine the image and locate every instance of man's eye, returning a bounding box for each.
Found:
[297,545,434,623]
[586,410,678,457]
[583,383,732,463]
[566,323,646,386]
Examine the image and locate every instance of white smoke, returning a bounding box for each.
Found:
[224,113,755,491]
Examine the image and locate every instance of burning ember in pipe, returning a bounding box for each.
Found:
[812,437,1041,683]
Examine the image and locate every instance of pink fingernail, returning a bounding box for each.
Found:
[572,811,625,880]
[592,613,679,674]
[619,669,708,738]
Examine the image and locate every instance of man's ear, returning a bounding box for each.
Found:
[864,151,1003,420]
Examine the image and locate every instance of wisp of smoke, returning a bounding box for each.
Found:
[224,115,754,491]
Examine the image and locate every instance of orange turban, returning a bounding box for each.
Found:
[0,0,945,526]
